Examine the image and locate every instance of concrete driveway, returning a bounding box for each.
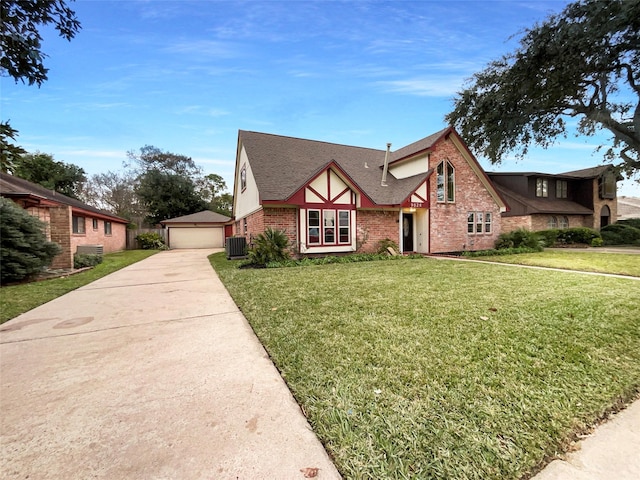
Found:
[0,249,341,480]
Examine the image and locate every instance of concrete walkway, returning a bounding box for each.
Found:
[532,400,640,480]
[0,249,341,480]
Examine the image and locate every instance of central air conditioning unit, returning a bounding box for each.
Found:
[76,245,104,255]
[226,237,247,259]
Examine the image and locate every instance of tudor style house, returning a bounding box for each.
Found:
[487,165,621,232]
[231,127,508,255]
[1,172,128,269]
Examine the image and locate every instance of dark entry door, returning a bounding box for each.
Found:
[403,213,413,252]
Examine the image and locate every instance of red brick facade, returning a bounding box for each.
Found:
[356,210,399,253]
[49,206,73,269]
[427,139,502,253]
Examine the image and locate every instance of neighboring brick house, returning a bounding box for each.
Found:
[487,166,621,232]
[232,127,508,255]
[1,172,128,269]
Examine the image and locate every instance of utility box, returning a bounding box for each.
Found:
[226,237,247,259]
[76,245,104,255]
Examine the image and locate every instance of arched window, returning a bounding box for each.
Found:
[559,216,569,229]
[436,160,455,203]
[548,216,557,228]
[600,205,611,227]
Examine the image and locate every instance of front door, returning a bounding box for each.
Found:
[403,213,414,252]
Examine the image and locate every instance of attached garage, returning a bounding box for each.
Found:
[161,211,231,249]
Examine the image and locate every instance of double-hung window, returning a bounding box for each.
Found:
[104,221,112,235]
[338,211,350,243]
[323,210,335,244]
[468,211,492,234]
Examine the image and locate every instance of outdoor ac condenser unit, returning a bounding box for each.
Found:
[226,237,247,259]
[76,245,104,255]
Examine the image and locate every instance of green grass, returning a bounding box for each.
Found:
[0,250,158,324]
[468,250,640,277]
[211,253,640,480]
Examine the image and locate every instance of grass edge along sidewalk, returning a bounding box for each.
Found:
[463,249,640,278]
[0,250,158,324]
[211,253,640,480]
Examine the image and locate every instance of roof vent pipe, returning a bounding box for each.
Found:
[381,142,391,187]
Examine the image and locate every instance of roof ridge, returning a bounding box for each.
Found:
[240,130,385,153]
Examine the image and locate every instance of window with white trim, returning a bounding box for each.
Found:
[548,216,558,228]
[468,211,492,234]
[308,210,321,244]
[323,210,335,243]
[307,209,351,246]
[338,211,350,243]
[436,160,455,203]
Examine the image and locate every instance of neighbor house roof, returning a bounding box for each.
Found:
[494,184,594,216]
[161,211,231,224]
[0,172,128,223]
[239,128,449,206]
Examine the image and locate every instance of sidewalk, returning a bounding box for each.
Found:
[532,399,640,480]
[0,249,341,480]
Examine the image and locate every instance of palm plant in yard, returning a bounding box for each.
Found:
[247,227,290,266]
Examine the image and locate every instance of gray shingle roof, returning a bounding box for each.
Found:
[238,130,437,206]
[0,172,128,223]
[161,210,231,224]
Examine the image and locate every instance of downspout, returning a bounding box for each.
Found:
[381,143,391,186]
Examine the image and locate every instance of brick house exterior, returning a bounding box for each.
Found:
[232,128,508,255]
[1,173,128,269]
[487,166,620,233]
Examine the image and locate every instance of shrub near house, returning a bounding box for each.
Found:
[0,197,60,284]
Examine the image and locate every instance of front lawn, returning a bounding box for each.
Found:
[0,250,158,324]
[469,249,640,277]
[211,253,640,480]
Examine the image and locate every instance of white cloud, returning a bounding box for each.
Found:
[378,76,467,97]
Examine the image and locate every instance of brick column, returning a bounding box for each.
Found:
[49,206,73,269]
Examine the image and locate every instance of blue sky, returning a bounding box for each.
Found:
[2,0,639,197]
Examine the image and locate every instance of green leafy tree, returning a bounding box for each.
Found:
[0,121,26,173]
[1,0,81,87]
[1,0,81,184]
[198,173,233,216]
[136,169,207,225]
[14,152,86,199]
[446,0,640,177]
[127,145,202,177]
[0,197,61,284]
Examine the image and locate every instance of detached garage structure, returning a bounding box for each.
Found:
[161,211,231,249]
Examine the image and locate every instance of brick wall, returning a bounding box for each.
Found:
[263,207,297,250]
[501,216,532,232]
[428,139,503,253]
[70,216,127,254]
[356,210,399,253]
[49,206,73,269]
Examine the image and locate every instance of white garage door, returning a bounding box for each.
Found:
[169,227,224,249]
